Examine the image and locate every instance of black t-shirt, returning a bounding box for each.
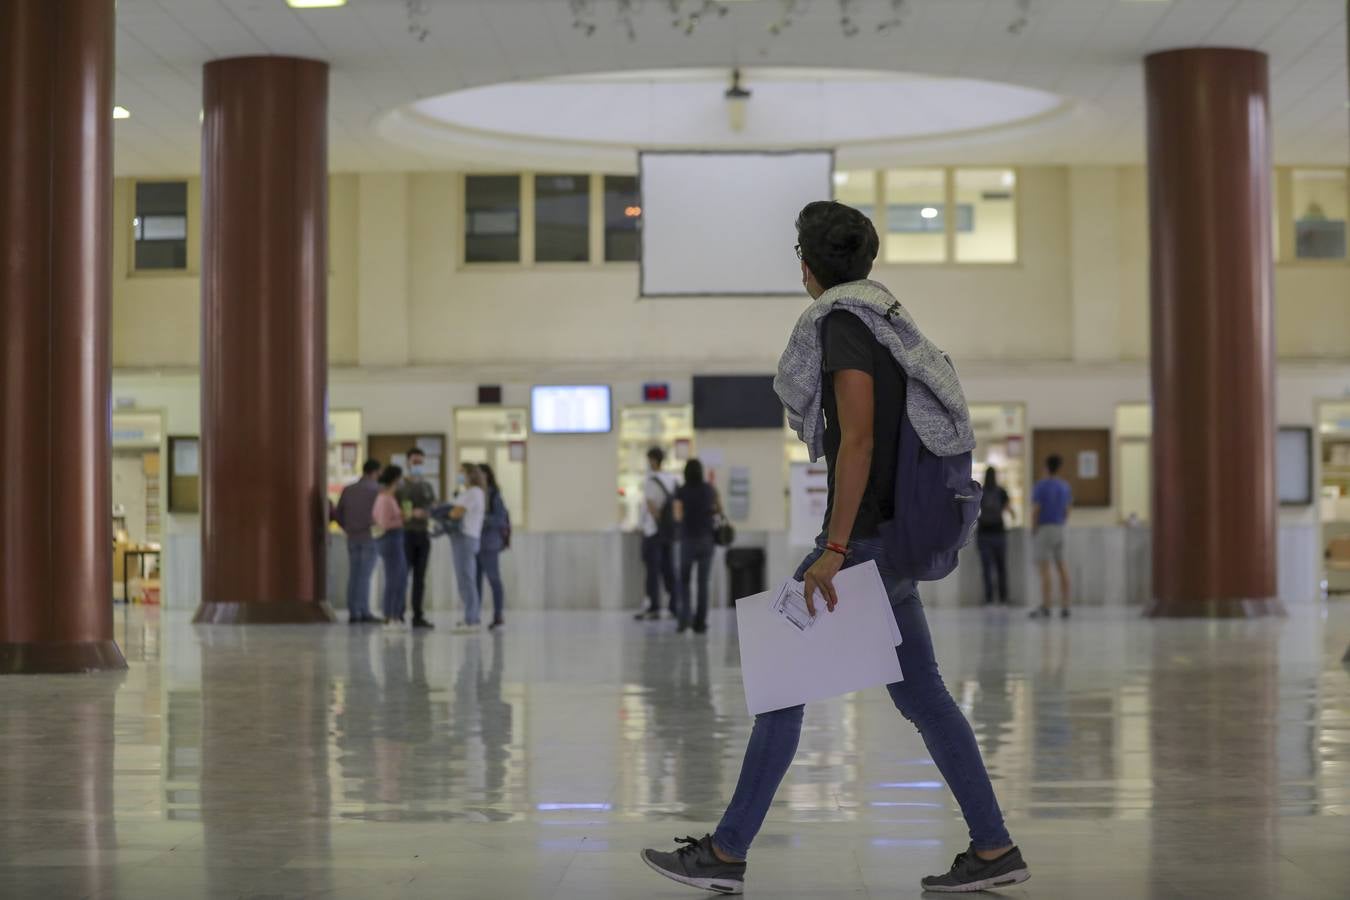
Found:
[821,310,907,540]
[978,487,1010,535]
[676,482,717,542]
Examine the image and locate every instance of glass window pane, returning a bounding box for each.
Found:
[134,181,187,271]
[603,175,641,262]
[884,169,945,262]
[1291,168,1347,260]
[833,169,875,220]
[955,169,1017,262]
[465,175,521,263]
[534,173,589,262]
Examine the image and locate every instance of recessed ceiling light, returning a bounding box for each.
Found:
[113,106,130,119]
[287,0,346,8]
[920,206,939,219]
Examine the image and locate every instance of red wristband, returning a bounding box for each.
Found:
[825,541,849,557]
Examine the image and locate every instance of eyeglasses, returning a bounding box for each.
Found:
[794,243,803,260]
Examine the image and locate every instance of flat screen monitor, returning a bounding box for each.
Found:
[531,385,612,434]
[692,375,783,429]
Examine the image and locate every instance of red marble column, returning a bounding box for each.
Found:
[1145,48,1280,618]
[0,0,125,672]
[194,57,334,624]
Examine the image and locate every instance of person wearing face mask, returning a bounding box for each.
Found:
[396,447,437,630]
[447,463,488,633]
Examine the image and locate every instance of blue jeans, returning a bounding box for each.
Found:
[346,539,377,619]
[642,535,677,614]
[712,535,1013,859]
[377,530,408,621]
[477,548,505,621]
[678,538,715,628]
[451,533,482,624]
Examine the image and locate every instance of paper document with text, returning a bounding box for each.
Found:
[736,560,904,716]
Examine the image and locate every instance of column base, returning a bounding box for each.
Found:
[1146,596,1285,619]
[0,640,128,674]
[192,601,337,624]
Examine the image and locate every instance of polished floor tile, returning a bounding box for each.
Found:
[2,602,1348,899]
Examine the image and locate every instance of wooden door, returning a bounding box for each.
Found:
[1031,428,1112,508]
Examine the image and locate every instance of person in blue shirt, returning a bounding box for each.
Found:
[1029,455,1073,619]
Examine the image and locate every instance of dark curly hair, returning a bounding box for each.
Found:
[795,200,878,290]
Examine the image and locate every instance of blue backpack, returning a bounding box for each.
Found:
[878,410,982,581]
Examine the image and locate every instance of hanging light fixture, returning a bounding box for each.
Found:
[724,68,751,132]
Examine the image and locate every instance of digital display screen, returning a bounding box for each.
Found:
[692,375,783,429]
[531,385,613,434]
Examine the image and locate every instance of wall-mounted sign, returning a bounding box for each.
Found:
[1078,450,1100,480]
[643,382,671,403]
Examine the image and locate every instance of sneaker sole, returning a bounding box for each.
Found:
[922,867,1030,893]
[639,851,744,895]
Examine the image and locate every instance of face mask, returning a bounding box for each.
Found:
[456,474,467,487]
[409,464,424,477]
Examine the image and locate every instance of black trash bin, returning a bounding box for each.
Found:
[725,547,766,607]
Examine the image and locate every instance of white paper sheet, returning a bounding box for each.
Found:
[735,560,904,716]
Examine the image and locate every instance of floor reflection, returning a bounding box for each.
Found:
[198,627,333,896]
[1,604,1347,898]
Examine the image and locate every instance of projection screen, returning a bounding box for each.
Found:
[639,151,834,297]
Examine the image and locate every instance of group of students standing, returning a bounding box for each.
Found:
[635,446,725,634]
[333,448,512,633]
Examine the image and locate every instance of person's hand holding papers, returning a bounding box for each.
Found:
[802,548,844,615]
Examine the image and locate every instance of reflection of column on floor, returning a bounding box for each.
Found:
[1148,626,1281,894]
[199,628,332,893]
[0,673,123,894]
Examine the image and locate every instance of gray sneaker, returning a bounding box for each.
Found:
[921,845,1030,893]
[640,834,746,895]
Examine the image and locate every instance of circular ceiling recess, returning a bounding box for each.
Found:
[377,67,1071,170]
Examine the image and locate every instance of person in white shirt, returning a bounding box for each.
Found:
[635,446,680,621]
[448,463,488,632]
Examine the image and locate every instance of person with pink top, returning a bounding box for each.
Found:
[372,465,409,623]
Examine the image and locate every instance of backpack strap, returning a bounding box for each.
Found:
[648,475,673,501]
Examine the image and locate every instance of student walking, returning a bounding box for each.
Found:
[641,201,1029,895]
[334,459,384,623]
[447,463,487,632]
[372,465,409,624]
[634,447,679,621]
[673,458,721,634]
[976,466,1013,605]
[476,463,512,630]
[1029,454,1073,619]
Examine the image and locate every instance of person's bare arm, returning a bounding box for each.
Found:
[673,499,685,523]
[803,368,874,616]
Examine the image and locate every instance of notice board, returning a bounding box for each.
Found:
[1031,428,1111,508]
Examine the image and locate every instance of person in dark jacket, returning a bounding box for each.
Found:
[334,459,384,623]
[674,458,721,634]
[976,467,1013,605]
[476,463,512,630]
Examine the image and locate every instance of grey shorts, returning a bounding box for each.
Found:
[1034,524,1067,565]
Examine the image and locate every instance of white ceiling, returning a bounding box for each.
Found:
[113,0,1349,176]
